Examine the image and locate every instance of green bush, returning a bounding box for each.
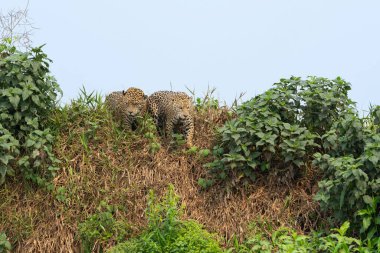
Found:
[0,43,61,185]
[320,111,371,158]
[108,185,222,253]
[314,108,380,239]
[78,202,130,253]
[206,77,353,185]
[369,105,380,133]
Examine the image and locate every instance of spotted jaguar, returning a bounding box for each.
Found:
[147,91,194,147]
[105,87,147,130]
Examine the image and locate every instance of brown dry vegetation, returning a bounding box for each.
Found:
[0,100,321,252]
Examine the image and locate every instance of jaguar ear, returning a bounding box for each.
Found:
[122,90,127,95]
[144,95,148,99]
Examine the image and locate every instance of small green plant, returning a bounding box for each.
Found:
[0,233,11,253]
[225,233,272,253]
[317,221,362,252]
[199,148,211,158]
[78,202,130,253]
[195,96,220,111]
[356,196,380,243]
[55,186,67,203]
[76,86,104,111]
[185,146,198,155]
[197,178,215,190]
[187,86,220,112]
[138,116,161,154]
[171,133,186,147]
[108,185,223,253]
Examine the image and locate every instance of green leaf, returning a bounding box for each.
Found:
[0,154,13,165]
[0,165,7,179]
[367,227,376,240]
[25,139,36,147]
[8,95,20,108]
[232,134,240,141]
[283,123,291,130]
[18,156,30,166]
[31,95,41,106]
[13,111,22,122]
[357,209,369,216]
[339,221,350,236]
[363,195,373,205]
[6,168,15,177]
[362,217,371,231]
[0,143,11,150]
[22,89,33,100]
[32,149,40,159]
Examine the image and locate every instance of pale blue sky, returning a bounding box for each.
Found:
[1,1,380,111]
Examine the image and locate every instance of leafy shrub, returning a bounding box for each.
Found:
[195,96,220,111]
[78,202,130,253]
[140,116,161,154]
[108,185,222,253]
[228,222,377,253]
[206,77,353,185]
[314,108,380,238]
[356,196,380,248]
[320,111,372,158]
[0,233,11,253]
[369,105,380,133]
[0,124,19,184]
[0,43,61,185]
[187,86,220,112]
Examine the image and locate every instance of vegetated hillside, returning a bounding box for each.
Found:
[3,43,380,252]
[0,90,319,252]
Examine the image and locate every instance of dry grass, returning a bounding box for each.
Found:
[0,100,321,252]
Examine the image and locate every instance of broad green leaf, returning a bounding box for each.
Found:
[25,139,36,147]
[0,154,13,165]
[14,111,22,122]
[363,195,373,205]
[0,166,7,184]
[8,95,20,108]
[339,221,350,235]
[22,89,33,100]
[31,95,41,106]
[367,227,376,240]
[0,143,11,150]
[6,168,15,176]
[362,217,371,231]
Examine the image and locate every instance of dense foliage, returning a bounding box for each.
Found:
[206,76,353,185]
[78,202,130,253]
[203,76,380,248]
[108,185,223,253]
[0,43,61,185]
[229,221,378,253]
[314,106,380,241]
[2,45,379,253]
